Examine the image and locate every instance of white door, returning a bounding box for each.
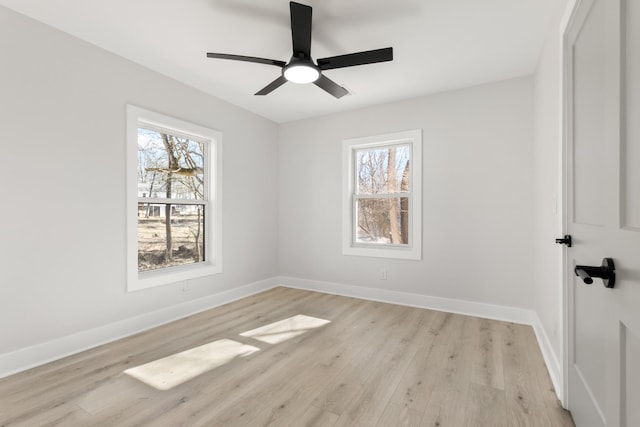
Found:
[565,0,640,426]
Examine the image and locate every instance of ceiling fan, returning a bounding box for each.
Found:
[206,1,393,98]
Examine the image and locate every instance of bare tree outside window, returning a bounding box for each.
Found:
[355,144,410,245]
[137,128,206,272]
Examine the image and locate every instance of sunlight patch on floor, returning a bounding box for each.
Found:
[240,314,331,344]
[124,338,259,390]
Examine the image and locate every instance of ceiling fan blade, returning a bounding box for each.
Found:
[290,2,312,59]
[207,53,286,68]
[314,74,348,98]
[255,76,288,95]
[317,47,393,70]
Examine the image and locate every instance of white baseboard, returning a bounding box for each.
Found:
[530,312,564,404]
[276,276,564,402]
[276,276,535,324]
[0,278,278,378]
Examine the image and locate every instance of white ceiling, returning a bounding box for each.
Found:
[0,0,555,123]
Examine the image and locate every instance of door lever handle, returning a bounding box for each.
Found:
[575,267,594,284]
[555,235,572,247]
[574,258,615,288]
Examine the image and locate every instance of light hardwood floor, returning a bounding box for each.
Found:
[0,287,575,426]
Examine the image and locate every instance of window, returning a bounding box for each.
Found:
[127,106,222,291]
[342,129,422,259]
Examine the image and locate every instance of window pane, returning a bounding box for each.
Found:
[356,197,409,245]
[138,203,205,272]
[356,144,410,194]
[137,128,205,200]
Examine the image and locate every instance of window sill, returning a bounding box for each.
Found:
[343,245,421,260]
[128,261,221,292]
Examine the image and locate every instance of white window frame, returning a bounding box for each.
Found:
[126,105,222,291]
[342,129,422,260]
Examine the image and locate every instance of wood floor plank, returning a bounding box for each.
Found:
[464,383,507,427]
[419,314,476,427]
[389,310,458,410]
[376,402,424,427]
[287,405,339,427]
[6,402,91,427]
[420,383,469,427]
[332,308,428,425]
[73,375,154,415]
[181,353,340,426]
[501,322,556,427]
[468,317,505,390]
[0,287,574,427]
[241,362,336,427]
[310,303,414,415]
[520,324,575,427]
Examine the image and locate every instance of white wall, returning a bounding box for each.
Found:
[278,77,535,310]
[532,0,571,374]
[0,7,279,356]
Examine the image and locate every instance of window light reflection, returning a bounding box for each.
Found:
[239,314,331,344]
[124,338,259,390]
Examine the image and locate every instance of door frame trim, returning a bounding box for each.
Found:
[560,0,583,410]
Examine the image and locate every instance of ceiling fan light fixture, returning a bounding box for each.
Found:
[283,64,320,84]
[206,2,392,97]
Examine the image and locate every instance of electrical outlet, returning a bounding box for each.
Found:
[379,268,387,280]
